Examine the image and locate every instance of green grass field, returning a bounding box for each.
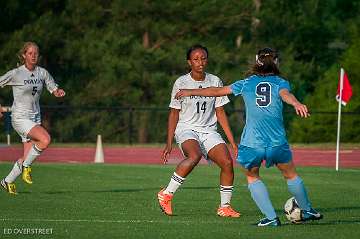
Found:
[0,163,359,239]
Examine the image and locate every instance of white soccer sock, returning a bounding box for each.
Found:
[22,144,42,167]
[164,172,186,194]
[4,161,22,183]
[220,185,234,207]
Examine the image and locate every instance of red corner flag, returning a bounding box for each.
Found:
[336,68,352,106]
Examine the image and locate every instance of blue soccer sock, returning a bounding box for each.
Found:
[248,180,277,220]
[287,176,311,211]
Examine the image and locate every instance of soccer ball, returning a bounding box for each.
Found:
[284,197,302,223]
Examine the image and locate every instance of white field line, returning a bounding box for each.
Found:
[2,218,359,225]
[0,218,239,224]
[294,150,353,154]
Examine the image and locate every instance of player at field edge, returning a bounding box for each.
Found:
[175,47,323,226]
[157,44,240,217]
[0,41,65,194]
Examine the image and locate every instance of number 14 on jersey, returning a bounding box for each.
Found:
[196,101,207,113]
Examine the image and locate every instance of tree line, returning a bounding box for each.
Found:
[0,0,359,143]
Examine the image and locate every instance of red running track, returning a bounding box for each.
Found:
[0,146,359,168]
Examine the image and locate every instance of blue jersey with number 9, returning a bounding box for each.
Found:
[230,75,290,147]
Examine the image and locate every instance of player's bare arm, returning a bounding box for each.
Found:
[175,85,232,99]
[162,108,180,164]
[215,106,238,158]
[279,89,310,118]
[0,105,11,118]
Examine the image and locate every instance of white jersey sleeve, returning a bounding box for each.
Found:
[214,79,230,108]
[0,69,25,87]
[169,78,183,109]
[41,68,58,93]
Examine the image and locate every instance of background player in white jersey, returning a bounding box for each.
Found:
[175,47,323,226]
[0,42,65,194]
[157,45,240,217]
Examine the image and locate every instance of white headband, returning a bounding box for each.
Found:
[255,54,278,66]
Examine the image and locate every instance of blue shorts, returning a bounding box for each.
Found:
[237,144,292,169]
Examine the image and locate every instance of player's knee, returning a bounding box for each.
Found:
[246,175,260,184]
[40,135,51,149]
[222,158,233,169]
[282,171,298,180]
[218,159,233,173]
[187,154,202,166]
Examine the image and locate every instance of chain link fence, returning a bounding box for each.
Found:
[1,106,359,144]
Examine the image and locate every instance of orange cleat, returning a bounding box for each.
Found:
[217,206,241,218]
[157,189,173,216]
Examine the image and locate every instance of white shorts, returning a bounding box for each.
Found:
[174,129,225,159]
[12,116,41,143]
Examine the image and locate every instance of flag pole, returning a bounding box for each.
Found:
[335,68,344,171]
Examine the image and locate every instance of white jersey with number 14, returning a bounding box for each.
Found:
[169,72,229,133]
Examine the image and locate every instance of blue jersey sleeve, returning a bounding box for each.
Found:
[230,80,245,96]
[279,79,291,92]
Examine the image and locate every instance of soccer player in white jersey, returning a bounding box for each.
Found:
[175,47,323,226]
[157,45,240,217]
[0,42,65,194]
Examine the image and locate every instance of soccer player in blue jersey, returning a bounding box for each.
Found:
[175,47,323,226]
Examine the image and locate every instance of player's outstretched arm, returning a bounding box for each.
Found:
[175,86,232,99]
[280,89,310,118]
